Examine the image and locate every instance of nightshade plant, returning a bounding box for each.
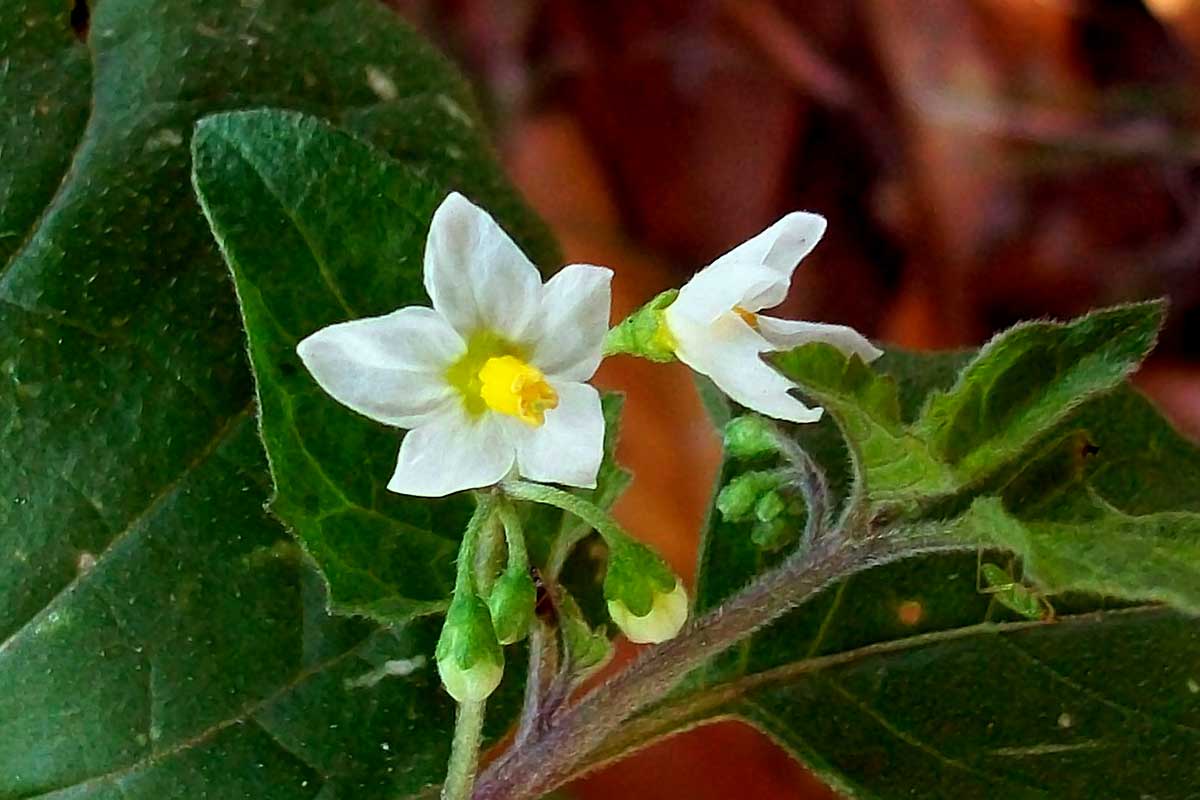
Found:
[5,2,1200,800]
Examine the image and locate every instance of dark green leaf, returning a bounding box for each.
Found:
[0,0,534,795]
[676,345,1200,799]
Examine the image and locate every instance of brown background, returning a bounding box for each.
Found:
[392,2,1200,796]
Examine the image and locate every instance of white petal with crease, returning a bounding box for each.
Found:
[668,309,823,424]
[513,381,604,488]
[423,192,542,339]
[388,407,515,497]
[296,306,463,427]
[531,264,613,381]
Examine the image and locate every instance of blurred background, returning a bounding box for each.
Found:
[388,1,1200,797]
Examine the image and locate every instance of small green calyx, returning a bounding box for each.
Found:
[724,415,782,460]
[603,289,680,363]
[487,567,537,645]
[436,592,505,702]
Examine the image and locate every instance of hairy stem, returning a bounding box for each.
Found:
[472,526,911,800]
[442,700,486,800]
[514,618,558,747]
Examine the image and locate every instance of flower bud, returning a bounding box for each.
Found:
[751,516,795,551]
[716,470,785,522]
[603,539,688,644]
[487,567,537,645]
[602,289,679,362]
[723,415,780,460]
[435,593,504,702]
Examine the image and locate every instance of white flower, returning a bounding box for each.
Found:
[662,213,882,423]
[297,192,612,498]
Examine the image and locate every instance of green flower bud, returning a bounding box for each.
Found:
[603,539,688,644]
[751,515,796,551]
[716,470,785,522]
[723,415,780,460]
[754,489,787,523]
[603,289,679,362]
[487,567,537,645]
[436,593,504,703]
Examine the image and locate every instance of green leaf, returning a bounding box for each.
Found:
[772,343,956,499]
[915,302,1163,483]
[0,0,533,796]
[774,303,1163,508]
[668,346,1200,799]
[958,497,1200,614]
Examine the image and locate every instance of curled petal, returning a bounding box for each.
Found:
[671,212,827,323]
[667,309,823,424]
[423,192,542,339]
[756,317,883,363]
[296,306,462,427]
[513,381,604,488]
[530,264,613,381]
[387,407,515,497]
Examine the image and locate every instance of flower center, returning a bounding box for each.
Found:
[733,305,760,330]
[477,355,558,427]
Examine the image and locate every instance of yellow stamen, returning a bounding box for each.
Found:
[733,305,760,330]
[478,355,558,427]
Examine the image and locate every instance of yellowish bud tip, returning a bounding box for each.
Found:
[437,654,504,703]
[733,305,760,331]
[478,355,558,426]
[607,582,689,644]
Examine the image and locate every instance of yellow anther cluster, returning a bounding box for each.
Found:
[478,355,559,427]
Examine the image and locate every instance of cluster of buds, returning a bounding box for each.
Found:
[435,489,688,703]
[716,415,810,551]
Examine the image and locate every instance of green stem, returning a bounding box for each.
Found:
[495,499,529,572]
[457,493,497,594]
[441,699,487,800]
[501,480,628,548]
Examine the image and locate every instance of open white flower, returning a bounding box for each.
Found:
[297,192,612,498]
[662,212,882,423]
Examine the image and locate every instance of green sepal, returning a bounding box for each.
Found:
[603,289,680,362]
[603,538,679,617]
[487,567,537,646]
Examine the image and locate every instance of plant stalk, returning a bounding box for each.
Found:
[442,699,487,800]
[472,526,908,800]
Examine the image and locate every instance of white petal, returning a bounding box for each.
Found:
[423,192,543,339]
[297,306,463,427]
[671,212,827,323]
[530,264,613,381]
[513,381,604,488]
[671,262,780,326]
[756,317,883,362]
[666,308,823,424]
[387,407,515,497]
